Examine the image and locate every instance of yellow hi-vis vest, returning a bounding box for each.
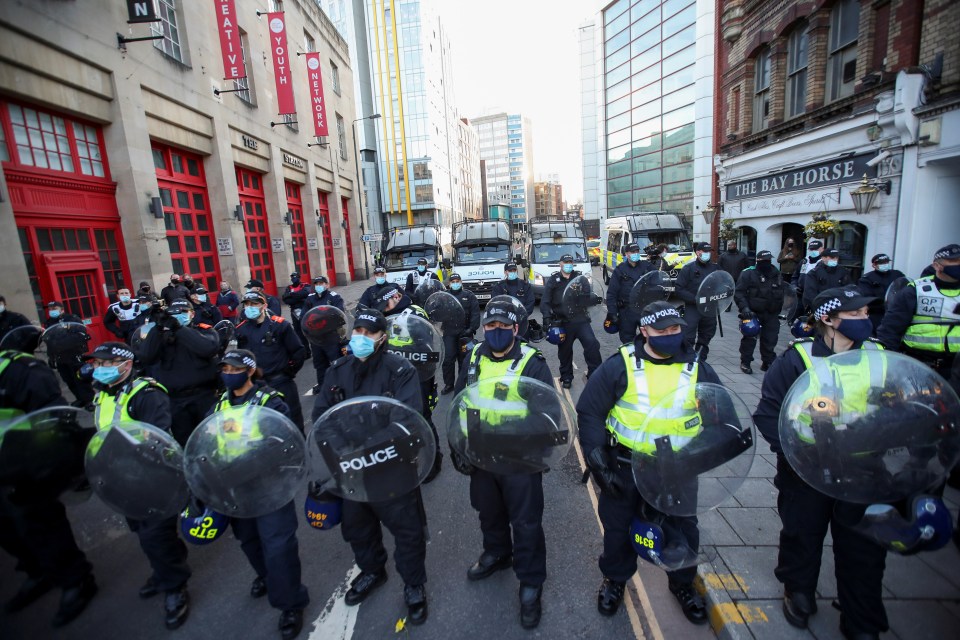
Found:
[212,389,276,459]
[93,378,166,430]
[0,351,34,422]
[461,343,538,428]
[902,276,960,354]
[791,339,884,442]
[605,344,700,452]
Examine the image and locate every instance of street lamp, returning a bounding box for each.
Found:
[352,113,381,280]
[849,173,891,215]
[701,203,720,225]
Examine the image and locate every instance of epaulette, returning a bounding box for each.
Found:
[197,323,212,330]
[137,376,169,393]
[787,337,814,347]
[270,315,286,323]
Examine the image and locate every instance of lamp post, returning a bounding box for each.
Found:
[849,173,891,215]
[352,113,381,280]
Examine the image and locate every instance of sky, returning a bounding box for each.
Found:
[436,0,596,205]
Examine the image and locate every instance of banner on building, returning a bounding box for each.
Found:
[304,53,329,137]
[126,0,160,23]
[267,12,296,115]
[215,0,245,80]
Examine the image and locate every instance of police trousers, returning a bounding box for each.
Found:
[597,462,698,587]
[169,388,217,446]
[442,334,467,387]
[127,515,190,592]
[617,309,641,345]
[269,376,305,433]
[341,489,427,586]
[774,456,888,635]
[232,500,309,612]
[55,357,95,406]
[680,307,717,360]
[311,342,342,388]
[557,321,602,382]
[738,311,780,367]
[469,470,546,586]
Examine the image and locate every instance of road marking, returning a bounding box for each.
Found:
[701,572,749,593]
[557,381,660,640]
[709,602,769,627]
[308,565,361,640]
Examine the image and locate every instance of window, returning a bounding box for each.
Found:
[752,48,771,133]
[336,114,347,160]
[827,0,860,102]
[303,32,315,53]
[152,0,183,62]
[331,61,341,95]
[6,103,109,178]
[270,0,284,10]
[786,25,809,118]
[234,32,253,104]
[283,113,297,132]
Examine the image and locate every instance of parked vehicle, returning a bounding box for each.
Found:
[383,225,445,286]
[520,216,590,299]
[449,220,513,303]
[600,212,694,286]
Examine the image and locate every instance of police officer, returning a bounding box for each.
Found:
[490,262,535,322]
[606,242,652,344]
[245,279,282,317]
[734,250,786,374]
[42,301,94,409]
[0,294,31,343]
[540,254,602,389]
[576,301,721,624]
[440,273,480,394]
[86,341,191,629]
[754,286,886,637]
[211,349,309,640]
[791,240,823,318]
[103,288,142,343]
[877,243,960,378]
[359,266,394,309]
[161,274,189,306]
[137,299,220,445]
[216,280,241,324]
[801,248,852,311]
[303,276,345,394]
[311,309,429,626]
[452,298,553,629]
[0,331,96,627]
[282,272,312,347]
[674,243,720,361]
[405,257,440,296]
[857,253,905,333]
[235,291,307,432]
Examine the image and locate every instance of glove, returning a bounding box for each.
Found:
[450,450,476,476]
[585,448,625,499]
[607,312,619,324]
[738,311,756,320]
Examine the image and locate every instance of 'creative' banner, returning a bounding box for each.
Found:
[267,12,296,115]
[215,0,245,80]
[304,53,328,137]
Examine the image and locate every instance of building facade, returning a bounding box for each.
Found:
[715,0,960,277]
[534,180,565,217]
[471,113,535,225]
[0,0,364,342]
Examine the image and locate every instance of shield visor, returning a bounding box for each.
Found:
[561,275,605,319]
[884,276,911,308]
[629,271,673,311]
[41,322,90,358]
[300,306,349,347]
[695,271,736,316]
[0,406,94,487]
[424,291,467,335]
[413,279,446,307]
[385,313,444,381]
[0,325,42,353]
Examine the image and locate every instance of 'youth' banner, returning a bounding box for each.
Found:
[267,12,296,115]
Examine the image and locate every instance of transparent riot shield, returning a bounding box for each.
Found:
[487,294,529,337]
[300,306,349,347]
[628,383,755,571]
[385,313,444,381]
[0,325,42,353]
[130,322,155,352]
[779,350,960,505]
[446,377,576,475]
[884,276,911,308]
[184,406,307,518]
[424,291,466,335]
[85,421,189,520]
[629,271,673,312]
[561,274,606,320]
[413,279,446,307]
[695,271,736,316]
[780,283,799,325]
[213,320,235,352]
[41,322,90,363]
[308,397,436,502]
[0,406,94,488]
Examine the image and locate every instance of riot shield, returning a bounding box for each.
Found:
[307,397,435,502]
[629,271,673,312]
[884,276,911,308]
[561,274,605,320]
[300,306,349,347]
[778,350,960,505]
[424,291,466,335]
[780,283,799,325]
[213,320,235,352]
[0,325,42,353]
[184,406,307,518]
[487,294,530,337]
[695,271,736,316]
[0,407,94,487]
[85,421,189,520]
[385,313,444,381]
[41,322,90,362]
[130,322,155,351]
[413,279,446,307]
[446,377,576,474]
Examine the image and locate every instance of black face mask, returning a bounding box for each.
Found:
[757,261,773,273]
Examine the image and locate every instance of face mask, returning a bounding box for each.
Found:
[825,260,839,268]
[647,333,684,357]
[349,333,378,358]
[197,294,208,303]
[376,277,386,285]
[49,310,61,318]
[174,313,191,327]
[120,295,131,303]
[728,247,737,253]
[836,318,872,342]
[93,365,122,385]
[0,305,5,314]
[315,286,326,295]
[877,264,891,273]
[142,287,150,293]
[699,253,711,262]
[629,253,641,262]
[291,277,301,285]
[507,272,518,281]
[451,282,462,291]
[139,303,151,312]
[562,264,574,274]
[245,287,254,293]
[220,371,250,391]
[941,264,960,280]
[244,306,262,320]
[757,261,773,272]
[417,266,426,273]
[485,327,515,352]
[807,250,820,258]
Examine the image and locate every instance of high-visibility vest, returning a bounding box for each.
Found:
[0,351,33,422]
[213,390,276,459]
[93,378,166,430]
[460,344,538,427]
[902,277,960,353]
[605,344,700,453]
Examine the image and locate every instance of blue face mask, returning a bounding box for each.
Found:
[49,309,61,318]
[699,252,712,262]
[243,306,262,320]
[119,295,131,303]
[315,286,326,294]
[451,282,462,291]
[562,264,574,274]
[93,365,122,385]
[139,303,151,312]
[629,253,641,262]
[376,277,386,285]
[647,333,684,357]
[877,264,891,273]
[807,250,820,258]
[349,333,378,358]
[507,272,518,281]
[485,327,515,352]
[197,294,207,303]
[174,313,191,327]
[837,318,872,342]
[824,260,839,268]
[417,265,426,273]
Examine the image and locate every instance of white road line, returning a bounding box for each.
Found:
[308,565,361,640]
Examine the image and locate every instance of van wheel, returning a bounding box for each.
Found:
[602,267,610,285]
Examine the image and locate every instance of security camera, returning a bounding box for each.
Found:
[865,150,890,167]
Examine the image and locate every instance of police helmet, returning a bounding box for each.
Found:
[304,484,342,530]
[546,325,566,345]
[179,503,229,545]
[603,314,619,334]
[739,317,761,338]
[790,317,815,338]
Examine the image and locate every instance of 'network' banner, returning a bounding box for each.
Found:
[215,0,245,80]
[267,12,296,115]
[304,53,329,137]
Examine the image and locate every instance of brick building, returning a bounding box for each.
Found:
[714,0,960,277]
[533,181,565,218]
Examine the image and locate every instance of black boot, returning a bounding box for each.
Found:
[519,584,542,629]
[52,574,97,627]
[783,590,816,628]
[404,584,428,625]
[669,583,707,625]
[597,578,625,617]
[279,609,303,639]
[467,551,512,581]
[251,575,267,598]
[164,586,190,630]
[344,571,387,606]
[139,577,158,599]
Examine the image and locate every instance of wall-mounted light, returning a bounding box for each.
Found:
[234,204,244,221]
[849,174,892,215]
[701,203,722,225]
[149,196,164,219]
[284,210,293,225]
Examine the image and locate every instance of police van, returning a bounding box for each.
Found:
[383,225,446,286]
[600,212,694,286]
[521,216,590,299]
[449,220,512,302]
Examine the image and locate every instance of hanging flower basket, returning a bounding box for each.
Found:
[804,212,840,239]
[718,218,739,241]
